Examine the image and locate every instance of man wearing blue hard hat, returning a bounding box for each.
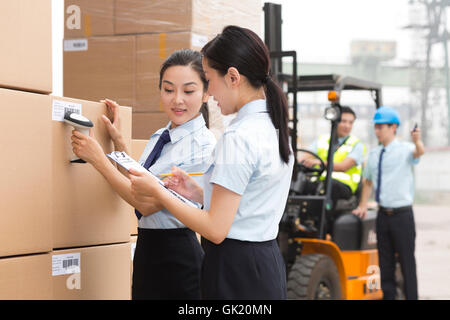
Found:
[353,106,425,300]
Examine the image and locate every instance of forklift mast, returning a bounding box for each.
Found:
[263,3,382,239]
[264,2,298,157]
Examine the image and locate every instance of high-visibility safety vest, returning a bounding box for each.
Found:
[316,135,366,193]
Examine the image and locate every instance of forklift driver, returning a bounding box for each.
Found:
[298,106,366,209]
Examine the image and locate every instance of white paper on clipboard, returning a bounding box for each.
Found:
[107,151,199,208]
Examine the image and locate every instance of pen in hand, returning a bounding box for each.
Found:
[158,172,203,177]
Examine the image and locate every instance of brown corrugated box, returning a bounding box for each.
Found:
[0,253,53,300]
[115,0,218,36]
[63,35,136,109]
[132,112,169,140]
[52,242,131,300]
[0,89,133,255]
[115,0,262,38]
[63,32,206,114]
[64,0,115,38]
[51,96,133,249]
[0,0,52,93]
[64,0,262,39]
[135,32,207,112]
[0,89,53,258]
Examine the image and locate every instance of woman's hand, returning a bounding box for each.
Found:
[164,166,204,204]
[71,129,107,167]
[129,169,162,202]
[101,99,124,147]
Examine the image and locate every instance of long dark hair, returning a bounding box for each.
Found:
[159,49,209,127]
[201,26,290,163]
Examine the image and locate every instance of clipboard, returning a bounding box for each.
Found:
[107,151,199,208]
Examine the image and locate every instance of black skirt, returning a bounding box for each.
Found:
[201,238,287,300]
[132,228,204,300]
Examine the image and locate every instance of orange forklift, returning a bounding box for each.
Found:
[264,3,403,300]
[274,74,405,300]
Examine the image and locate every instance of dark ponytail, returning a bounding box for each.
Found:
[264,77,290,164]
[201,26,291,163]
[159,49,210,128]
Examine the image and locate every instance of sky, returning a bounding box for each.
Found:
[271,0,411,64]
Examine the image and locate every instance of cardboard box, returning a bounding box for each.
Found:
[0,89,132,255]
[64,0,115,38]
[215,0,262,38]
[0,0,52,93]
[0,253,52,300]
[65,0,261,38]
[130,139,148,162]
[63,35,136,109]
[52,242,131,300]
[132,112,169,140]
[63,33,207,113]
[129,139,149,235]
[135,32,207,112]
[0,89,53,258]
[115,0,207,35]
[115,0,262,38]
[51,96,133,249]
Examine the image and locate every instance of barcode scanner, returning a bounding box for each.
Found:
[64,111,94,163]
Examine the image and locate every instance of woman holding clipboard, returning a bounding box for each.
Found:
[129,26,295,299]
[70,49,216,299]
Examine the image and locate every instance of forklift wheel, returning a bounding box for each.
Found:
[287,254,342,300]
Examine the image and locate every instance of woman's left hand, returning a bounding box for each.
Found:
[129,168,162,201]
[71,129,106,166]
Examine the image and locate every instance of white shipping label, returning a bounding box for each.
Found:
[52,99,82,121]
[52,253,81,276]
[64,39,88,52]
[191,34,209,48]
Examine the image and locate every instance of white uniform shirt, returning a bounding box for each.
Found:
[138,114,216,229]
[364,139,419,208]
[203,99,295,241]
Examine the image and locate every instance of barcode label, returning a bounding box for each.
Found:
[62,258,79,269]
[64,39,88,52]
[52,253,81,276]
[52,99,82,121]
[64,107,81,116]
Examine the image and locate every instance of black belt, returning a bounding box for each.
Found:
[379,205,412,216]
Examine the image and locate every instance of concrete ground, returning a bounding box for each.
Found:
[414,205,450,300]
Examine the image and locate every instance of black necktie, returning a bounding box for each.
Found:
[375,147,385,203]
[135,129,171,220]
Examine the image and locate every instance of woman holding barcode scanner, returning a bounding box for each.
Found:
[129,26,295,299]
[70,49,216,299]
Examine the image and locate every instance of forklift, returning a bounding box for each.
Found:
[263,3,404,300]
[277,74,384,300]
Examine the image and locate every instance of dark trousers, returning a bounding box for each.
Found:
[376,207,418,300]
[304,178,352,204]
[132,228,204,300]
[201,238,287,300]
[330,179,352,203]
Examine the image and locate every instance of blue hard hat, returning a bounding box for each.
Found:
[373,106,401,126]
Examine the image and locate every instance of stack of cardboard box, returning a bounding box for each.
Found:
[62,0,262,140]
[0,0,133,300]
[0,0,262,300]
